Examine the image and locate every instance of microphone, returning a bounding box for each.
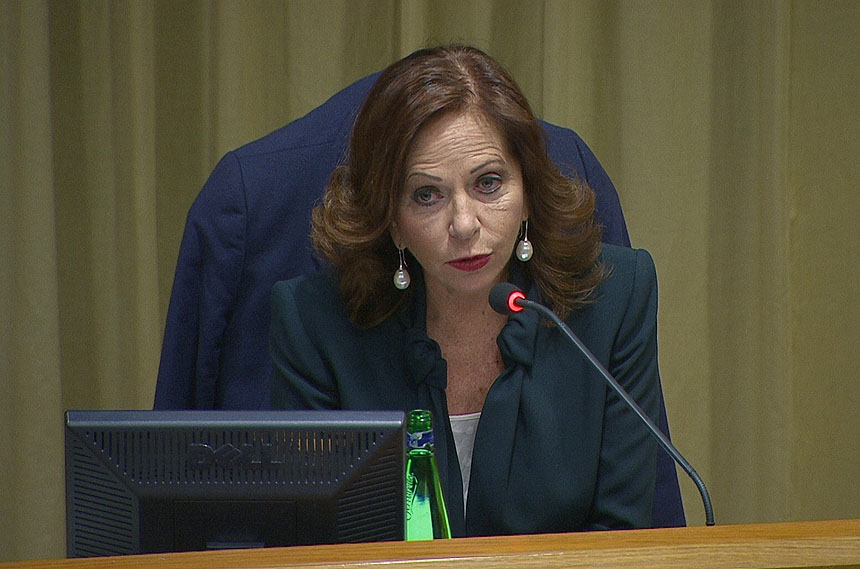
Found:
[489,282,715,526]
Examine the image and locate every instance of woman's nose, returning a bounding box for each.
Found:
[448,192,480,239]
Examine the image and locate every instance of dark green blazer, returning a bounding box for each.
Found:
[270,244,659,537]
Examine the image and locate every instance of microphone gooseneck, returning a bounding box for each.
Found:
[488,282,715,527]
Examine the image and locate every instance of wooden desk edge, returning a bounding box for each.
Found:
[4,519,860,569]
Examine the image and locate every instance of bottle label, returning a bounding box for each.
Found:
[407,428,434,450]
[405,471,417,521]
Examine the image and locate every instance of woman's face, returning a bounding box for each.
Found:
[391,111,528,303]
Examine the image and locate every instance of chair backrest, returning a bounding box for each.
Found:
[153,72,684,528]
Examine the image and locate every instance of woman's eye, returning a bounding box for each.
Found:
[476,175,502,193]
[413,187,441,205]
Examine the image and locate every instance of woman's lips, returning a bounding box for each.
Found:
[447,254,492,272]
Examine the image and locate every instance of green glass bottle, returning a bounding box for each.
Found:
[405,409,452,540]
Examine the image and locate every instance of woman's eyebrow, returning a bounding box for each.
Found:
[406,171,443,182]
[406,156,507,181]
[470,158,505,174]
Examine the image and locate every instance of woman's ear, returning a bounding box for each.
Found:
[389,221,402,248]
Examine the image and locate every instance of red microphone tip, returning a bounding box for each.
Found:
[507,291,526,313]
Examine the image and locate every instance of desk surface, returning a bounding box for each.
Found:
[4,519,860,569]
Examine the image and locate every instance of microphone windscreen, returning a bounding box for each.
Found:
[489,282,523,315]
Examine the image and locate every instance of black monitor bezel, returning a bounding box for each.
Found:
[64,409,406,557]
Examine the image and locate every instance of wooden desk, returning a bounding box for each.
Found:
[3,519,859,569]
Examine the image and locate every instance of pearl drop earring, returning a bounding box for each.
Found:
[516,220,533,262]
[393,247,411,290]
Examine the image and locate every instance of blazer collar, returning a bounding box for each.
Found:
[397,263,540,382]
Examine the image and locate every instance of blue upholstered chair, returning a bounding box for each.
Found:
[153,72,686,528]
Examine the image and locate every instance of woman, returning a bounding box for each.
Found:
[270,45,660,536]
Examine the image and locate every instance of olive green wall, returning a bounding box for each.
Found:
[2,0,858,560]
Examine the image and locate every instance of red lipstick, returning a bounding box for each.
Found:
[447,254,491,272]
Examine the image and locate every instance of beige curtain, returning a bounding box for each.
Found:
[2,0,859,561]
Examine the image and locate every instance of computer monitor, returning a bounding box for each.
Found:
[65,410,405,557]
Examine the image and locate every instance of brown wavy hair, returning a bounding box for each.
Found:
[311,45,604,328]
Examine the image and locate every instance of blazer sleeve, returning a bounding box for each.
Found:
[269,279,341,410]
[153,152,247,409]
[587,248,660,529]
